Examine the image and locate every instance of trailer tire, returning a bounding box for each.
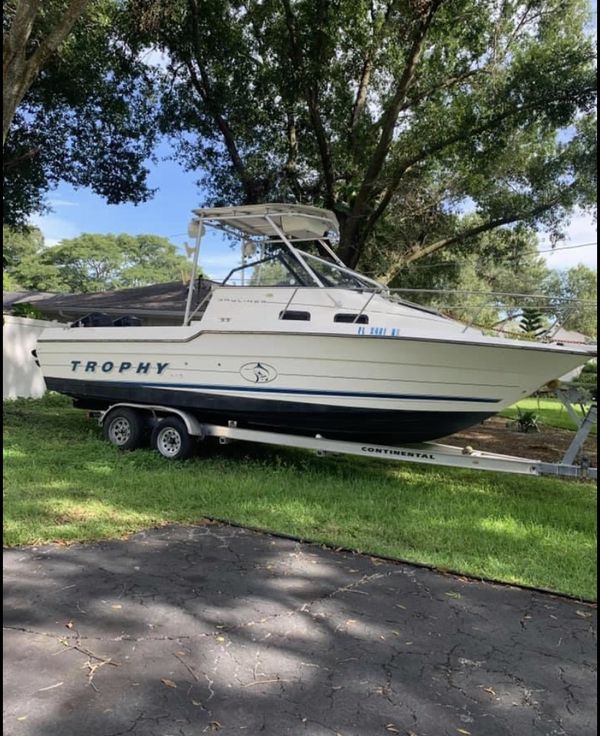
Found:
[103,407,146,450]
[151,417,195,460]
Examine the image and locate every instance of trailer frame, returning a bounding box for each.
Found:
[97,400,597,481]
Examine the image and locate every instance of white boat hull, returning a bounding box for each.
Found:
[37,327,591,443]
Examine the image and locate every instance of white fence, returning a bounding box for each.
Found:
[3,315,57,400]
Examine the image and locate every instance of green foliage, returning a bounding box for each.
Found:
[3,270,20,291]
[11,302,45,319]
[515,408,540,433]
[581,361,597,375]
[128,0,596,267]
[248,258,294,286]
[572,361,597,402]
[6,231,196,293]
[573,376,597,402]
[501,396,596,433]
[3,0,159,226]
[385,222,550,327]
[543,264,597,337]
[520,307,546,337]
[41,234,185,292]
[2,224,44,268]
[384,222,596,341]
[3,225,65,291]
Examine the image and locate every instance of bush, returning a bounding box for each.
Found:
[573,374,597,402]
[516,409,540,432]
[11,302,45,319]
[564,361,597,402]
[581,361,598,376]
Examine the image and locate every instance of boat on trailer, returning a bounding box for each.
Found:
[36,204,596,445]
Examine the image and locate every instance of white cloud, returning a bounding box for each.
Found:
[48,198,79,208]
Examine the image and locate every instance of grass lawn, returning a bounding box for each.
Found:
[3,394,597,600]
[500,396,597,434]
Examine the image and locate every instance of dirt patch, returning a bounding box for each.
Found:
[441,416,597,467]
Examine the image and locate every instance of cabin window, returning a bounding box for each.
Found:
[279,310,311,321]
[334,313,369,324]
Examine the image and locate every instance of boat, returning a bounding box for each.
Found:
[36,204,597,444]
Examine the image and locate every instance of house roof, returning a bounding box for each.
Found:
[3,290,61,310]
[551,326,596,344]
[25,280,217,318]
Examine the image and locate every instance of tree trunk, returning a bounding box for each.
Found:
[3,64,30,146]
[337,216,368,269]
[3,0,91,146]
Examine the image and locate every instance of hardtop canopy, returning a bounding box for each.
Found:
[189,203,339,240]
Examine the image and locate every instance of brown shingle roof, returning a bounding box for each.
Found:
[3,290,61,310]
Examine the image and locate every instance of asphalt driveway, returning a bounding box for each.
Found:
[3,523,597,736]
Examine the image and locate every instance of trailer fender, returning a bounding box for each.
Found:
[98,403,205,438]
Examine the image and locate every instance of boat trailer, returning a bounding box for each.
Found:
[97,395,597,481]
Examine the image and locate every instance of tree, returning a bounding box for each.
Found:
[8,233,196,293]
[543,264,597,338]
[3,0,92,145]
[377,220,552,328]
[520,307,545,337]
[3,224,51,290]
[3,0,159,226]
[3,223,70,291]
[130,0,596,270]
[2,224,44,269]
[3,271,20,291]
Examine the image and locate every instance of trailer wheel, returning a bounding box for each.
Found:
[151,417,195,460]
[103,407,146,450]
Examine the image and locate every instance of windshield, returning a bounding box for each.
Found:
[221,249,311,286]
[298,251,382,290]
[220,241,384,291]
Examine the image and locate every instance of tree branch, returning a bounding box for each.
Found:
[3,0,90,145]
[355,85,594,255]
[185,60,249,189]
[281,0,336,208]
[410,88,594,174]
[29,0,91,71]
[3,0,41,78]
[342,0,444,256]
[348,1,395,149]
[401,67,485,111]
[186,0,253,200]
[2,146,40,170]
[385,186,576,284]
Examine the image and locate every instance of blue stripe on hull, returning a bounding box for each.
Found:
[66,378,502,404]
[45,377,497,444]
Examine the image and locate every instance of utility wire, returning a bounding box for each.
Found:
[391,241,597,269]
[538,241,596,253]
[389,287,596,303]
